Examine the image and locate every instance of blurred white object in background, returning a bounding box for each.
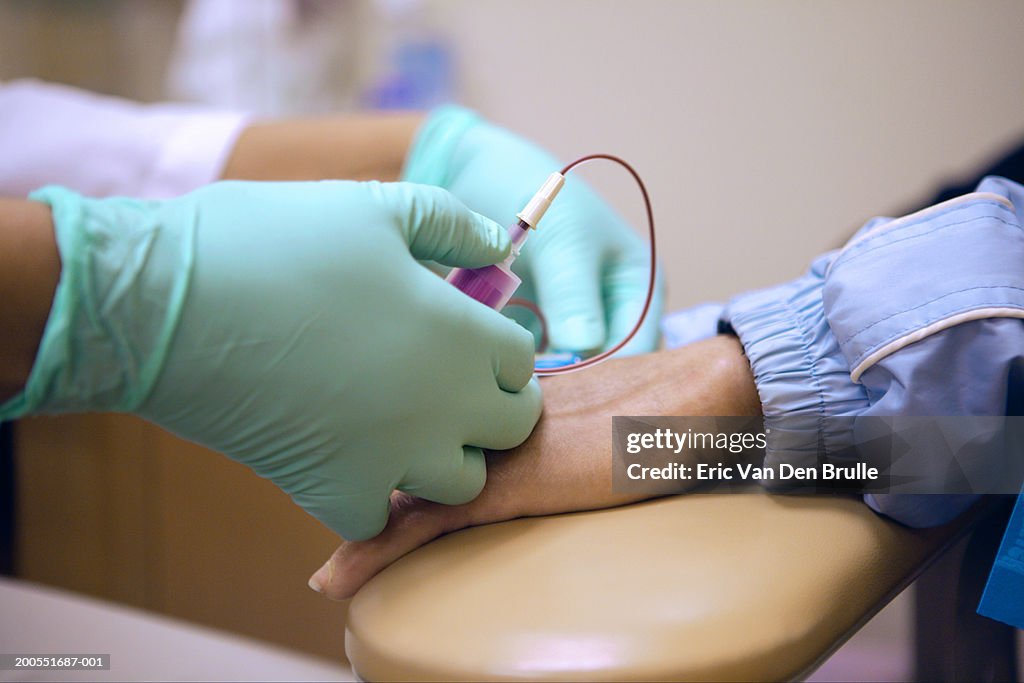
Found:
[165,0,362,116]
[0,577,354,682]
[165,0,456,115]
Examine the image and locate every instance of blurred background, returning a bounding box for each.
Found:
[2,0,1024,679]
[4,0,1023,310]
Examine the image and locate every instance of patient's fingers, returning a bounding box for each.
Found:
[309,492,470,600]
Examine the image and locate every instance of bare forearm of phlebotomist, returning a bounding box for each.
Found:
[0,198,59,403]
[220,114,424,183]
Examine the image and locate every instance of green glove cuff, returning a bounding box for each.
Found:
[0,186,193,419]
[401,105,482,188]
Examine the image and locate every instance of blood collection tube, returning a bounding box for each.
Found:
[446,219,528,310]
[446,173,565,310]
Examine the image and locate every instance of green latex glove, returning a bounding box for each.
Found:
[403,106,664,355]
[2,181,542,541]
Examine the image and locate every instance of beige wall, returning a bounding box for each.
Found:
[0,0,183,101]
[431,0,1024,311]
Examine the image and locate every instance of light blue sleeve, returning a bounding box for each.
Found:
[661,302,725,349]
[827,176,1024,526]
[723,176,1024,527]
[722,251,871,474]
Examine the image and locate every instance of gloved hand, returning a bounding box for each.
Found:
[2,180,543,541]
[403,106,663,355]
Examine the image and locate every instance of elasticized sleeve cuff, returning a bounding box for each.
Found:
[722,254,869,471]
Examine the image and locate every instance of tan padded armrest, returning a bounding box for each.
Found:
[346,493,980,682]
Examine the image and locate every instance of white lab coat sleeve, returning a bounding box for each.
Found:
[0,79,250,199]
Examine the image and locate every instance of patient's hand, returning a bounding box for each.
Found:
[308,335,760,599]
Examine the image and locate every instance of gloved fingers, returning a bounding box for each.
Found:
[502,307,545,352]
[483,315,539,392]
[398,445,487,506]
[464,377,543,450]
[603,256,664,355]
[375,182,511,268]
[501,277,545,351]
[296,486,394,542]
[418,259,451,278]
[528,241,607,353]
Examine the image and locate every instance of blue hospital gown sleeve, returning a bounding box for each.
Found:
[722,177,1024,527]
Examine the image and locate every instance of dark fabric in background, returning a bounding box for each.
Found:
[928,138,1024,206]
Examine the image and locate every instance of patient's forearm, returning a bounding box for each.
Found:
[476,334,760,519]
[309,335,760,599]
[220,114,423,183]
